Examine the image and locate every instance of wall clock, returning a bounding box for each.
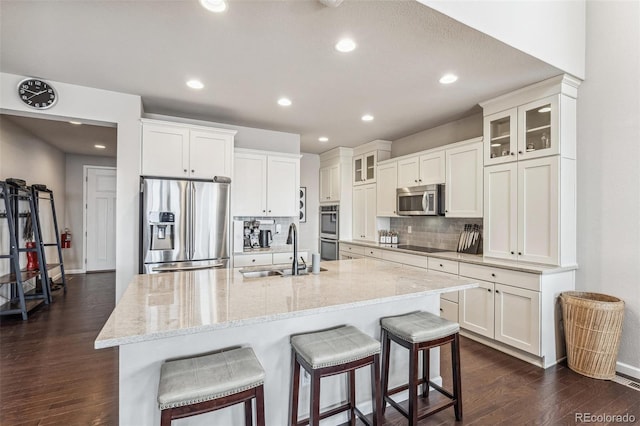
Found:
[17,78,57,109]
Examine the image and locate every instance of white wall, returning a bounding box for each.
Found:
[0,115,66,301]
[299,153,319,253]
[144,113,300,154]
[392,113,482,157]
[577,1,640,378]
[64,154,117,271]
[1,72,142,302]
[422,0,586,79]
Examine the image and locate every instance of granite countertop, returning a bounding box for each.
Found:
[339,240,578,274]
[94,258,477,349]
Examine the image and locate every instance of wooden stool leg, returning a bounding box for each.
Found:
[408,344,419,426]
[380,329,390,415]
[422,347,430,397]
[348,369,356,425]
[310,371,321,426]
[255,384,266,426]
[160,408,173,426]
[289,350,300,426]
[452,334,463,421]
[371,353,382,426]
[244,399,253,426]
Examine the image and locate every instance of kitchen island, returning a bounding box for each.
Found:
[95,258,478,425]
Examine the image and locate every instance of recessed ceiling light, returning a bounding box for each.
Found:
[186,79,204,89]
[277,97,292,107]
[69,121,82,125]
[361,114,374,122]
[199,0,227,13]
[335,38,357,53]
[94,144,106,149]
[491,143,501,147]
[538,107,552,113]
[318,137,329,142]
[439,73,458,84]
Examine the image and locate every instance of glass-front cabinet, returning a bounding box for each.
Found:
[484,95,559,165]
[353,151,377,185]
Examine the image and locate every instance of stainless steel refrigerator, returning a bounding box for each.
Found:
[139,176,230,274]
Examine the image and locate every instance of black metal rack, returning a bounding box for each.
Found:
[0,180,51,319]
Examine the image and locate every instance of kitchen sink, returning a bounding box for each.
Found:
[240,266,327,279]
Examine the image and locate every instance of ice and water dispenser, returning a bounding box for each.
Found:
[148,211,175,250]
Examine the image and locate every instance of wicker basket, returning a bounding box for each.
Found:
[560,292,624,379]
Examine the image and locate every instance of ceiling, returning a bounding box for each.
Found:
[0,1,561,155]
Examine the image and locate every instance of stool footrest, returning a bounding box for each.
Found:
[384,394,457,422]
[295,401,351,426]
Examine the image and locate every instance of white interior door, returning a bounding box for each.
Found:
[86,167,116,271]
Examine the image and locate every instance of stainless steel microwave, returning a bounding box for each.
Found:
[397,184,445,216]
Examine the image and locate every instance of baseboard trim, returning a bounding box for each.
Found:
[65,269,85,274]
[617,361,640,381]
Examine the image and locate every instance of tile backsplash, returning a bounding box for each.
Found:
[389,217,483,252]
[234,216,297,248]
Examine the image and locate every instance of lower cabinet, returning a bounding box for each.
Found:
[352,184,377,241]
[234,251,308,268]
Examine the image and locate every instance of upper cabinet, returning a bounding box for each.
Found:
[397,151,445,187]
[353,184,377,241]
[352,140,391,186]
[376,161,398,217]
[233,149,300,217]
[141,119,235,179]
[445,139,483,218]
[319,164,340,202]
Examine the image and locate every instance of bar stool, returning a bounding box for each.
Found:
[380,311,462,425]
[157,347,265,426]
[289,325,382,426]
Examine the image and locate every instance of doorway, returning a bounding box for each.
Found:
[84,166,116,272]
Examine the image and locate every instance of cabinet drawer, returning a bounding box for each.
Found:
[272,251,308,265]
[234,253,273,267]
[381,251,427,269]
[428,258,459,275]
[364,248,383,258]
[440,299,458,323]
[341,244,365,256]
[459,263,540,292]
[441,290,459,303]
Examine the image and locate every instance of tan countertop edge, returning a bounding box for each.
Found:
[94,259,478,350]
[339,240,578,274]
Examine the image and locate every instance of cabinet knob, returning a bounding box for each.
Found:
[183,169,187,173]
[518,252,522,255]
[440,264,443,267]
[518,151,523,155]
[414,179,418,183]
[510,152,515,156]
[439,308,443,312]
[495,290,500,294]
[487,288,492,292]
[191,169,195,173]
[268,210,271,213]
[252,259,256,262]
[445,210,448,213]
[419,179,422,182]
[491,273,496,277]
[510,251,514,255]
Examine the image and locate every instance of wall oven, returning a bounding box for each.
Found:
[397,184,445,216]
[319,205,339,260]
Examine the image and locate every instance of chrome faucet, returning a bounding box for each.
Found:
[286,223,299,275]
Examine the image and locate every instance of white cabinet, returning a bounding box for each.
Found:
[445,139,483,218]
[319,164,340,202]
[272,251,309,265]
[353,151,377,186]
[459,263,541,356]
[484,157,560,265]
[397,151,445,188]
[352,184,377,241]
[234,251,308,268]
[141,120,234,179]
[233,150,299,217]
[376,162,398,217]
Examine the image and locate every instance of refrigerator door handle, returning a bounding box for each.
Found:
[152,263,225,272]
[189,181,195,260]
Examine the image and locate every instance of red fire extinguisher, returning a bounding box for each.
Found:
[61,228,71,249]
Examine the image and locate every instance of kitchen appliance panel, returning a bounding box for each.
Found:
[319,204,339,239]
[141,178,190,265]
[320,238,338,261]
[143,258,229,274]
[191,180,230,261]
[396,184,445,216]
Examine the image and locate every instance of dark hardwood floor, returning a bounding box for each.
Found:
[1,272,638,425]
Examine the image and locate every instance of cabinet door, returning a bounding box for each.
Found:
[484,108,517,165]
[364,152,377,184]
[267,156,299,217]
[419,151,445,184]
[517,95,559,160]
[458,280,494,338]
[518,157,559,265]
[353,155,364,185]
[233,153,267,216]
[352,186,366,240]
[189,130,233,179]
[445,141,483,218]
[329,164,340,202]
[363,184,377,241]
[376,162,398,216]
[319,166,332,202]
[483,163,518,260]
[141,124,189,178]
[494,284,541,355]
[397,156,420,187]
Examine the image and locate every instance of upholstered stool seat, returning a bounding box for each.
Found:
[380,311,462,425]
[289,325,382,426]
[158,347,265,426]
